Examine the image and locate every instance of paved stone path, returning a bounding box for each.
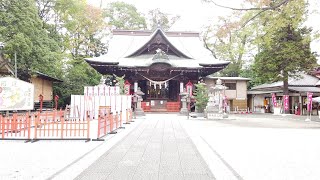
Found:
[75,116,214,180]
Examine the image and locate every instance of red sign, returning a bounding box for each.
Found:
[124,80,131,95]
[283,95,289,110]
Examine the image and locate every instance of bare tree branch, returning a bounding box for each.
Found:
[240,9,268,29]
[237,34,247,62]
[206,0,290,11]
[203,36,218,59]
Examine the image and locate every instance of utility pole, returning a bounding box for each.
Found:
[100,0,103,8]
[14,51,17,78]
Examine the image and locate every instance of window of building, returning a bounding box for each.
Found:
[225,83,236,90]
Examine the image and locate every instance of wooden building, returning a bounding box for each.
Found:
[31,71,62,102]
[248,73,320,115]
[86,28,229,112]
[205,76,250,112]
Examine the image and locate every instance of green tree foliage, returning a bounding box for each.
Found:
[251,0,317,94]
[113,74,125,94]
[0,0,62,81]
[194,83,209,113]
[203,11,256,77]
[103,1,147,30]
[204,0,318,86]
[53,2,105,107]
[54,59,101,107]
[147,8,180,31]
[253,26,317,92]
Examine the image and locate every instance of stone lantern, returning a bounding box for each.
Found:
[180,90,190,115]
[134,87,145,116]
[206,78,228,119]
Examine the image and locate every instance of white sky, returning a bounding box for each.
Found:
[87,0,242,31]
[87,0,320,58]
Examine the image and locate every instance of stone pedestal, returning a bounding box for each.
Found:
[135,95,145,116]
[180,92,190,115]
[134,87,145,116]
[180,97,188,115]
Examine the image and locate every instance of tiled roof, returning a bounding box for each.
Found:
[206,76,251,81]
[85,28,229,68]
[250,73,320,93]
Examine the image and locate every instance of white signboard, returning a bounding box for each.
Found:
[0,77,34,111]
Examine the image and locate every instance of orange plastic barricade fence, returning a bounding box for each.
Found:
[0,113,31,141]
[33,110,90,141]
[96,106,111,141]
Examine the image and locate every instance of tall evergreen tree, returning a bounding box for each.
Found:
[0,0,62,81]
[253,26,317,94]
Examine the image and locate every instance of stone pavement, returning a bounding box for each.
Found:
[181,113,320,180]
[75,114,214,180]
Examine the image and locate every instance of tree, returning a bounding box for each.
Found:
[54,57,101,106]
[204,0,318,81]
[203,11,255,77]
[147,8,180,31]
[203,0,291,28]
[0,0,62,81]
[113,74,125,94]
[194,83,209,113]
[253,26,317,95]
[251,0,317,103]
[103,1,147,30]
[35,0,106,107]
[54,3,106,106]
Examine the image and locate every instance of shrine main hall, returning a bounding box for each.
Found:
[85,28,230,112]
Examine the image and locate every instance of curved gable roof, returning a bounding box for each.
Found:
[125,28,192,59]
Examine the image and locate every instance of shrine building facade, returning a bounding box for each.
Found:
[85,28,230,112]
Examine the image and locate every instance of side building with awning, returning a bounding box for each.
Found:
[247,73,320,115]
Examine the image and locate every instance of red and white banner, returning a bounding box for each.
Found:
[283,95,289,110]
[271,93,277,107]
[307,92,313,112]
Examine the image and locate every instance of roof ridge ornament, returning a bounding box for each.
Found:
[153,48,169,60]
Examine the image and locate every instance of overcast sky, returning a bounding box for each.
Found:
[87,0,320,57]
